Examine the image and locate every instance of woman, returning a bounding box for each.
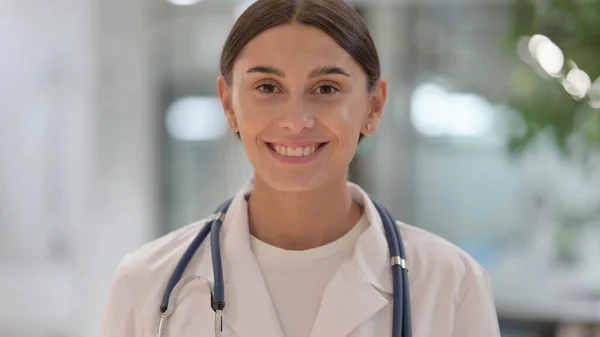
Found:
[100,0,501,336]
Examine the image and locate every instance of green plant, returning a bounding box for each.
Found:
[504,0,600,158]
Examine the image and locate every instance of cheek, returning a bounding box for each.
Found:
[232,91,273,133]
[321,98,367,138]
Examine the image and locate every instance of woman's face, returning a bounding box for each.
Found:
[218,23,387,192]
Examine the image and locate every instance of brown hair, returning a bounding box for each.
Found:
[219,0,380,91]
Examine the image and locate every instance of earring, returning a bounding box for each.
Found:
[230,121,237,128]
[366,124,373,131]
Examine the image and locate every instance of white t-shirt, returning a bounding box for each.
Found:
[250,214,370,337]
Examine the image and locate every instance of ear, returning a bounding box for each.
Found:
[361,79,388,136]
[217,76,239,132]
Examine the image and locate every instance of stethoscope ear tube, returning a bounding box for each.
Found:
[160,200,233,314]
[161,221,213,313]
[379,200,412,337]
[211,202,230,311]
[370,198,412,337]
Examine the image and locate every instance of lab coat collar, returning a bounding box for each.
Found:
[348,182,396,294]
[194,180,395,337]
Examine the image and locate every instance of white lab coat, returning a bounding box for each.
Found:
[100,181,501,337]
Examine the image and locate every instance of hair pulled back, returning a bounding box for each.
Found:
[219,0,380,90]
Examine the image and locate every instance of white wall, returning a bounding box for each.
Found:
[0,0,159,336]
[0,1,94,335]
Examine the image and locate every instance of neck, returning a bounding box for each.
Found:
[247,175,363,250]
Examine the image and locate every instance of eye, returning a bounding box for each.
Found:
[313,84,339,95]
[256,83,279,94]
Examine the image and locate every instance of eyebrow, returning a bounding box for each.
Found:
[246,65,351,78]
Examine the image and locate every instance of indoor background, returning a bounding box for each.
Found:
[1,0,600,336]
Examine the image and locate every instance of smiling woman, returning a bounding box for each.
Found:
[100,1,502,337]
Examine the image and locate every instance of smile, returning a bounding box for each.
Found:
[268,143,326,157]
[265,142,328,163]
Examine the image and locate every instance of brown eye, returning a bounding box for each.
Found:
[257,83,278,94]
[315,85,339,95]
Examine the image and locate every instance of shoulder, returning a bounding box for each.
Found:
[397,221,491,299]
[110,218,212,303]
[127,220,208,270]
[102,219,214,336]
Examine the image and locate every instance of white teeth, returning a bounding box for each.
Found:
[273,144,320,157]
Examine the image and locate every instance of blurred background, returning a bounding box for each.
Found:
[1,0,600,336]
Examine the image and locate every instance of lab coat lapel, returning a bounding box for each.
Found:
[196,182,286,337]
[309,260,388,337]
[310,183,396,337]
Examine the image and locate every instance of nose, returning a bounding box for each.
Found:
[277,96,314,133]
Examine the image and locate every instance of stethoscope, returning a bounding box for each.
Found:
[157,197,412,337]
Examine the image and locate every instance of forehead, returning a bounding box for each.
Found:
[234,23,361,75]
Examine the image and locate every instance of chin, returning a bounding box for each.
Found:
[264,176,323,193]
[255,171,329,193]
